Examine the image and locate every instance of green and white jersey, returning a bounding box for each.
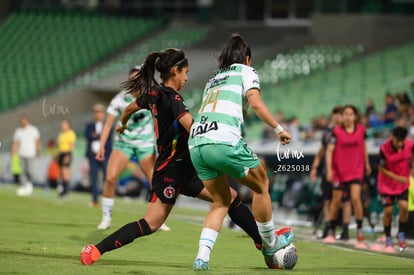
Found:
[189,63,260,147]
[107,90,155,148]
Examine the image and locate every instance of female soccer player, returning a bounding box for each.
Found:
[188,33,294,270]
[80,48,291,267]
[374,126,413,252]
[94,66,161,230]
[324,105,372,248]
[57,118,77,197]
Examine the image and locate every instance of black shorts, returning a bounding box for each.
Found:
[321,177,332,201]
[322,178,350,202]
[380,189,409,207]
[149,161,204,204]
[58,152,72,168]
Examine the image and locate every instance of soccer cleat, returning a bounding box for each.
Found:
[376,234,386,243]
[80,244,101,265]
[262,231,295,256]
[192,258,209,270]
[356,229,365,242]
[355,230,368,249]
[336,231,349,241]
[16,183,33,197]
[396,232,407,251]
[384,238,396,254]
[158,223,171,232]
[97,219,111,230]
[323,235,336,244]
[255,226,292,251]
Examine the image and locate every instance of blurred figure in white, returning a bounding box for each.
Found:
[12,115,41,196]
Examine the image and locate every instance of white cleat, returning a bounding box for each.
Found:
[97,219,111,230]
[16,183,33,196]
[158,223,171,232]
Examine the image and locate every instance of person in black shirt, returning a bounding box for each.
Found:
[80,48,291,267]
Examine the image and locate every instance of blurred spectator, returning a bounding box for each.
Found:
[46,139,60,189]
[84,104,113,207]
[365,98,383,128]
[12,115,41,196]
[57,118,77,197]
[383,93,398,124]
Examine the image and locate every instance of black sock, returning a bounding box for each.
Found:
[342,223,349,234]
[96,219,152,255]
[329,220,337,232]
[399,221,408,233]
[227,195,262,246]
[384,225,391,237]
[356,219,363,230]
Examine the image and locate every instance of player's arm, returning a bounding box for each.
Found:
[310,145,325,181]
[378,150,407,184]
[118,101,140,133]
[246,88,291,144]
[96,113,116,161]
[35,136,41,157]
[178,112,194,133]
[325,142,335,182]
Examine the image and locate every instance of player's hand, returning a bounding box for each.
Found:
[397,175,408,184]
[278,131,291,145]
[116,124,127,134]
[310,168,318,182]
[96,148,105,161]
[326,170,333,182]
[365,163,372,176]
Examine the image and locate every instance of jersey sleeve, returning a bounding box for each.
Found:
[328,129,337,145]
[171,93,189,120]
[242,66,260,96]
[106,92,122,117]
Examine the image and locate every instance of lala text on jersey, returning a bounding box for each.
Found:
[191,115,218,138]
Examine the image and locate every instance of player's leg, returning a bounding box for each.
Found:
[80,198,174,265]
[350,181,365,245]
[324,183,343,243]
[97,149,129,229]
[381,195,396,252]
[396,191,409,251]
[338,186,351,240]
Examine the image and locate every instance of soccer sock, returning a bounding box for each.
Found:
[62,180,69,194]
[101,197,115,221]
[384,225,391,237]
[398,221,408,234]
[342,223,349,234]
[256,219,276,250]
[227,195,262,246]
[329,220,337,235]
[356,219,363,230]
[196,228,218,262]
[95,218,152,255]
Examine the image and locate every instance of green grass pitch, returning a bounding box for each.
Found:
[1,184,414,274]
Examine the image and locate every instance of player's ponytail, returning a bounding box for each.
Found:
[218,33,251,69]
[122,48,188,105]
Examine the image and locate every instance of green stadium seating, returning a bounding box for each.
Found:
[246,43,414,141]
[0,10,163,112]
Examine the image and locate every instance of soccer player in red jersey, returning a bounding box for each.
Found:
[375,126,413,252]
[324,105,372,248]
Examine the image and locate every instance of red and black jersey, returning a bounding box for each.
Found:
[137,85,190,171]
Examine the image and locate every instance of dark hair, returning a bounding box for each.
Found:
[392,126,408,140]
[331,105,343,114]
[342,104,359,122]
[122,48,188,103]
[218,33,251,69]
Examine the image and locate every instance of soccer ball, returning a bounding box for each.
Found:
[265,243,298,270]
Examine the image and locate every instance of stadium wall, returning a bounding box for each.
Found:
[311,14,414,52]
